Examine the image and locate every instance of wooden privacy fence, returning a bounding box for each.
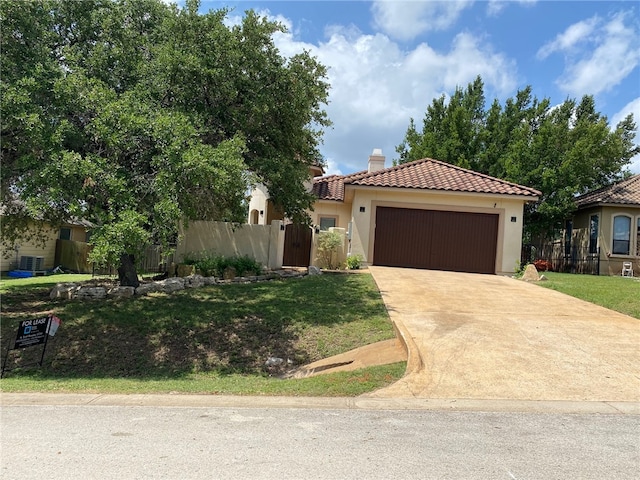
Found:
[55,239,173,275]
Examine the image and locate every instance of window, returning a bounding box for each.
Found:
[588,215,598,254]
[564,220,572,256]
[637,217,640,256]
[612,215,631,255]
[59,227,71,241]
[319,217,336,231]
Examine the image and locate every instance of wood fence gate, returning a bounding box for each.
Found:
[283,224,312,267]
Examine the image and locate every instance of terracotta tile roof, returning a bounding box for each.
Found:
[575,174,640,208]
[312,170,366,201]
[313,158,540,201]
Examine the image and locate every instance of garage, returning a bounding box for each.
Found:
[373,206,499,274]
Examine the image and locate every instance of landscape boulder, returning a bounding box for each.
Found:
[521,264,540,282]
[50,283,81,300]
[158,277,186,293]
[308,266,322,275]
[107,286,135,298]
[184,275,204,289]
[75,286,107,300]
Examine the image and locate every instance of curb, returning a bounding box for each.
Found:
[2,393,638,414]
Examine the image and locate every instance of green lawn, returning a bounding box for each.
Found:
[537,272,640,319]
[0,273,404,395]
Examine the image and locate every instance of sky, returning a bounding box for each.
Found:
[177,0,640,175]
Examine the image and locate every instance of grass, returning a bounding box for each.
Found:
[0,272,404,395]
[537,272,640,319]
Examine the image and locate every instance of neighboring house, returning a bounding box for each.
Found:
[247,164,325,225]
[0,219,91,274]
[248,149,540,275]
[561,174,640,276]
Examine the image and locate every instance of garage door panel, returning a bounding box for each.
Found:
[373,207,498,274]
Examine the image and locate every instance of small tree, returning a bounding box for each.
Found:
[316,231,342,270]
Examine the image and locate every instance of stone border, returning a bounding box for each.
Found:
[49,269,310,301]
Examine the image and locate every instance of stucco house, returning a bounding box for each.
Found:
[0,219,91,274]
[310,149,539,275]
[249,149,540,275]
[562,174,640,276]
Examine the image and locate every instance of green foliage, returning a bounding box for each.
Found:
[345,254,363,270]
[316,231,343,269]
[1,0,331,284]
[396,76,639,238]
[182,252,263,277]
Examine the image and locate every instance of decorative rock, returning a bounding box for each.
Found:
[203,276,217,285]
[135,282,163,295]
[158,277,186,293]
[107,286,135,298]
[539,274,548,282]
[308,266,322,275]
[184,274,204,289]
[75,286,107,300]
[265,357,284,367]
[50,283,81,300]
[521,264,540,282]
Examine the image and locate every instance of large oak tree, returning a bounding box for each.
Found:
[1,0,331,286]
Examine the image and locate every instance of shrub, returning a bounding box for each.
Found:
[316,231,343,269]
[533,259,553,272]
[346,254,362,270]
[182,252,262,277]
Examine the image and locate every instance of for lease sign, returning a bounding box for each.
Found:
[14,316,51,349]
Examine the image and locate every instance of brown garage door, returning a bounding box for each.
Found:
[373,207,499,274]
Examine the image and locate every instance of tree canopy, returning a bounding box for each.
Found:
[1,0,331,285]
[396,76,639,238]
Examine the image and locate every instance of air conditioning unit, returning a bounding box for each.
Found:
[19,256,44,272]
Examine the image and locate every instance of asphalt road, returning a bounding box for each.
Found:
[2,404,638,479]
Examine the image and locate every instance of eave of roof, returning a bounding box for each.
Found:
[312,158,540,201]
[574,175,640,208]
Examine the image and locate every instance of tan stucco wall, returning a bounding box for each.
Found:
[575,205,640,275]
[310,201,353,230]
[247,184,270,225]
[1,221,59,272]
[326,186,528,275]
[175,220,284,270]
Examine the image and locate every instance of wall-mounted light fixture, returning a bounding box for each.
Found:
[359,206,366,213]
[511,216,517,222]
[314,225,320,234]
[280,223,285,231]
[259,210,264,216]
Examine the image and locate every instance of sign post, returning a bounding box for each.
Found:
[1,314,61,378]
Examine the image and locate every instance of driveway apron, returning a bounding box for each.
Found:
[367,267,640,402]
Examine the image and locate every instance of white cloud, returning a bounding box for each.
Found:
[270,22,517,171]
[537,16,599,59]
[371,0,473,41]
[323,158,343,176]
[612,97,640,174]
[487,0,537,17]
[538,11,640,97]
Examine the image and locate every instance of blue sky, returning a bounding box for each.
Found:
[178,1,640,175]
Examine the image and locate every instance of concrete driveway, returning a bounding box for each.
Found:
[366,267,640,402]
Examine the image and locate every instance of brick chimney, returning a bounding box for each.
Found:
[368,148,385,173]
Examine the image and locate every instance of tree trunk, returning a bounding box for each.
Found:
[118,253,140,288]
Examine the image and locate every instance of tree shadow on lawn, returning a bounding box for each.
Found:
[1,275,387,379]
